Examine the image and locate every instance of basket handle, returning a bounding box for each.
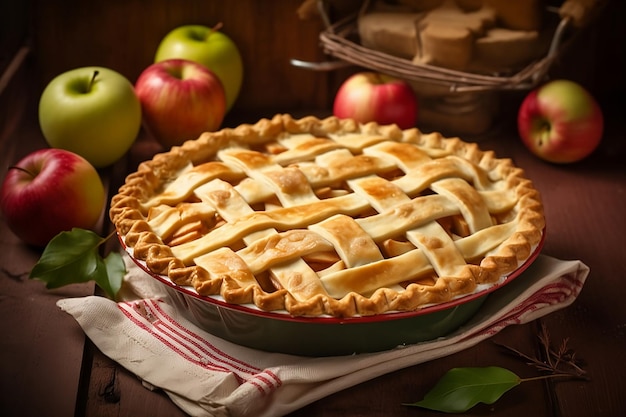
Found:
[559,0,607,28]
[289,58,351,71]
[290,0,355,71]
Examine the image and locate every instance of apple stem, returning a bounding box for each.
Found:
[211,22,223,34]
[89,70,99,92]
[8,165,36,178]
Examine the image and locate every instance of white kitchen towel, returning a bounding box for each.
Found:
[57,254,589,417]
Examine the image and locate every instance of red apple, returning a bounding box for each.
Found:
[333,72,418,129]
[0,149,106,247]
[135,58,226,148]
[517,79,604,163]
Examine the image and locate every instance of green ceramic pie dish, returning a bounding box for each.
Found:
[164,287,487,356]
[124,233,543,357]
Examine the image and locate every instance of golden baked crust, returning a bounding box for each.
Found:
[110,114,545,317]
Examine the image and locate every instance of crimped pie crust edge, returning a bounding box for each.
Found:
[110,114,545,318]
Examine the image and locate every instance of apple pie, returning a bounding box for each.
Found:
[110,114,545,317]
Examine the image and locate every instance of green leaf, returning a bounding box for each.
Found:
[29,228,125,299]
[99,251,125,299]
[405,367,521,413]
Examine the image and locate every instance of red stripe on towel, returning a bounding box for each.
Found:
[473,277,580,339]
[118,299,282,395]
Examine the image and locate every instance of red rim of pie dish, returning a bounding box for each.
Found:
[119,229,545,324]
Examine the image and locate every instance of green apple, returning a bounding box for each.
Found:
[38,67,142,168]
[155,24,243,111]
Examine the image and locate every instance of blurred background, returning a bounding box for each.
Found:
[1,0,624,136]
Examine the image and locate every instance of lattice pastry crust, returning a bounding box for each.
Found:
[110,114,545,317]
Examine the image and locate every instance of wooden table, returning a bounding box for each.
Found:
[1,88,624,417]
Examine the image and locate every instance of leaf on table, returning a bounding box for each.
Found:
[29,228,125,299]
[100,251,125,299]
[405,366,521,413]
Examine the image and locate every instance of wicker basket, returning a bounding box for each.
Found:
[293,0,605,136]
[295,0,604,93]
